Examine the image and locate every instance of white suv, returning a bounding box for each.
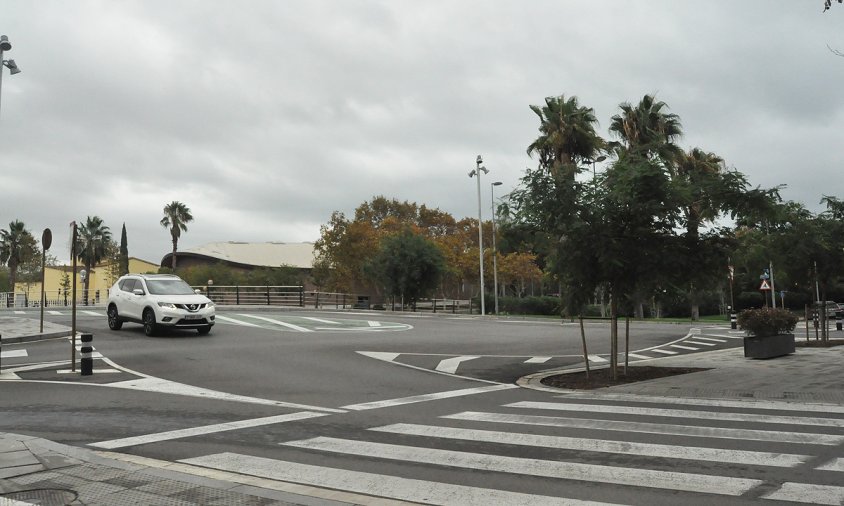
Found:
[107,274,215,336]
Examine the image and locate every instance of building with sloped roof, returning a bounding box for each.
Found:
[160,241,316,272]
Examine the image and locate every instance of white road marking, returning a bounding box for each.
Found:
[684,340,716,347]
[525,356,552,363]
[690,336,726,343]
[815,457,844,472]
[180,452,610,506]
[556,392,844,413]
[670,344,699,351]
[57,368,121,374]
[652,349,678,355]
[436,355,480,374]
[704,333,745,339]
[587,354,608,363]
[74,346,103,358]
[626,353,651,360]
[239,314,312,332]
[0,350,27,358]
[341,384,518,411]
[90,411,326,449]
[104,375,345,413]
[762,482,844,504]
[367,320,382,327]
[282,437,762,496]
[357,351,401,362]
[82,310,102,316]
[371,423,808,468]
[48,311,62,315]
[213,315,261,327]
[301,316,340,324]
[507,401,844,427]
[443,411,844,445]
[14,310,25,314]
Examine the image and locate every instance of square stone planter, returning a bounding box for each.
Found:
[743,333,795,359]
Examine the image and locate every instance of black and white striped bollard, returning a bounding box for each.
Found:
[80,333,93,376]
[730,313,737,330]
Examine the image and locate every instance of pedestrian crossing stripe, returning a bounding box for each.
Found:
[507,401,844,428]
[0,349,27,358]
[281,436,762,496]
[180,452,610,506]
[370,423,808,468]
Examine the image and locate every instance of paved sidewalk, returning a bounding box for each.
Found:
[0,316,72,344]
[522,334,844,404]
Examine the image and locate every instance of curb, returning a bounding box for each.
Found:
[1,331,72,345]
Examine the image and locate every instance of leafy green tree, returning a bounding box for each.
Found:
[0,220,38,305]
[76,216,112,302]
[609,94,683,165]
[366,229,445,307]
[161,201,194,271]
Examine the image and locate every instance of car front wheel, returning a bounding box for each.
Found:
[107,305,123,330]
[143,309,158,337]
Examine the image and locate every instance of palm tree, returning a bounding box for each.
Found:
[676,147,725,239]
[609,94,682,164]
[527,94,604,179]
[76,216,112,304]
[161,201,193,271]
[0,220,37,306]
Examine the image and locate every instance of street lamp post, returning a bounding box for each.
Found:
[469,155,489,315]
[583,155,607,179]
[491,181,503,315]
[0,35,22,120]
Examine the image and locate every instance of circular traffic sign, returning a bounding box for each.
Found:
[42,228,52,251]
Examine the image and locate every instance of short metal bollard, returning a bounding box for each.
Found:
[80,333,93,376]
[730,313,737,330]
[836,312,843,332]
[813,312,819,329]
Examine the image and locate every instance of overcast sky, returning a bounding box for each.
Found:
[2,1,843,265]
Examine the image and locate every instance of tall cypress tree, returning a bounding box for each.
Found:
[119,223,129,275]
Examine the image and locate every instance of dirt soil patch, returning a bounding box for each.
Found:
[797,338,844,347]
[541,366,711,390]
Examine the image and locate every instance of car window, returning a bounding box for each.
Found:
[145,279,196,295]
[120,279,137,292]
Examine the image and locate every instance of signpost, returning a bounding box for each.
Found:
[759,270,771,307]
[39,228,52,333]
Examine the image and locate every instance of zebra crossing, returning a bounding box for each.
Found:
[176,394,844,504]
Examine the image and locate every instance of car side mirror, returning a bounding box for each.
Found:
[133,289,145,296]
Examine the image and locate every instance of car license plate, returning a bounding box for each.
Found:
[184,314,202,320]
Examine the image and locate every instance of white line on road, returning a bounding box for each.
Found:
[367,320,382,327]
[341,384,518,411]
[48,311,62,315]
[180,452,611,506]
[652,349,678,355]
[90,411,327,449]
[282,436,762,496]
[82,311,102,316]
[670,344,699,351]
[239,314,312,332]
[587,354,608,363]
[371,423,809,468]
[57,368,120,374]
[436,356,480,374]
[815,457,844,472]
[525,356,552,364]
[0,350,27,358]
[443,411,844,445]
[213,315,261,327]
[14,310,25,314]
[626,353,652,360]
[684,340,717,347]
[357,351,401,362]
[301,316,340,324]
[555,392,844,413]
[762,482,844,504]
[507,401,844,427]
[689,336,726,343]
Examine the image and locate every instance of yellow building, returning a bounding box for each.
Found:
[13,257,159,307]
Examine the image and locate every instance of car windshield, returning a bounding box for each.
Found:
[145,279,196,295]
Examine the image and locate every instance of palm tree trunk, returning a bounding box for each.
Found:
[171,238,178,270]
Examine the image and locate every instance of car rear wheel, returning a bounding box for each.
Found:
[143,309,158,337]
[107,305,123,330]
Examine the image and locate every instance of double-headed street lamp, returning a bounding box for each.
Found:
[469,155,489,316]
[0,35,22,120]
[491,181,503,315]
[583,155,607,179]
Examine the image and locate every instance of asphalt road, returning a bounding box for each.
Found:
[7,309,838,505]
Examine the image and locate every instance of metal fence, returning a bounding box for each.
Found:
[0,290,104,308]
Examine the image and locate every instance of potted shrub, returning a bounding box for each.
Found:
[737,307,798,359]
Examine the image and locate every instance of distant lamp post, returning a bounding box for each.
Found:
[583,155,607,179]
[0,35,22,120]
[491,181,503,315]
[469,155,489,315]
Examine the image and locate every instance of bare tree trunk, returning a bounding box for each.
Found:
[610,291,618,381]
[624,316,630,376]
[579,315,590,379]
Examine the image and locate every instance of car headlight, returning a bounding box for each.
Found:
[157,302,177,309]
[207,301,215,308]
